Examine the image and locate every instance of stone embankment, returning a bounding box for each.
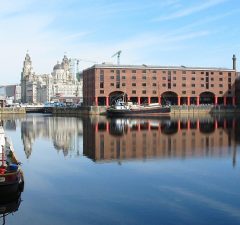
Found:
[0,107,26,114]
[52,105,240,116]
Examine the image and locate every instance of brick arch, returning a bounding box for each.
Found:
[199,91,215,104]
[109,91,127,105]
[161,91,178,105]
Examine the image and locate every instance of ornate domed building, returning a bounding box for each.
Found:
[21,53,83,104]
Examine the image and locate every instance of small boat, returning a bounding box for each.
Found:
[0,126,24,195]
[107,99,171,117]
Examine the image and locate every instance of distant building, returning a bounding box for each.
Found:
[20,53,83,104]
[83,56,238,106]
[0,84,21,103]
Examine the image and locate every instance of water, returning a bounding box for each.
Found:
[1,114,240,225]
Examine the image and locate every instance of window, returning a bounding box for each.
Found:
[100,74,104,82]
[182,84,186,87]
[122,83,126,86]
[211,72,214,75]
[132,83,136,86]
[142,83,146,87]
[219,78,223,81]
[132,76,136,80]
[201,72,204,74]
[191,84,195,87]
[192,71,196,74]
[100,90,104,94]
[211,78,214,81]
[192,91,195,94]
[100,70,104,75]
[173,83,176,87]
[122,76,126,79]
[142,70,146,73]
[152,77,157,80]
[162,77,166,80]
[142,76,146,80]
[152,90,157,94]
[110,70,114,73]
[201,78,204,81]
[116,83,120,88]
[182,91,186,94]
[228,72,232,76]
[173,71,176,74]
[132,90,136,94]
[211,84,214,87]
[100,82,104,88]
[192,77,195,80]
[219,72,223,75]
[152,83,157,86]
[142,90,146,94]
[219,84,223,87]
[182,77,186,80]
[182,71,186,74]
[201,84,204,87]
[110,83,114,86]
[110,76,114,79]
[162,84,166,87]
[228,78,231,82]
[132,70,136,73]
[152,70,157,74]
[122,70,126,73]
[219,91,223,94]
[162,71,166,74]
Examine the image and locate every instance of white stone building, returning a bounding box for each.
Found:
[21,53,83,104]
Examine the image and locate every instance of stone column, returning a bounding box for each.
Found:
[158,96,162,105]
[138,97,141,105]
[95,97,98,106]
[148,96,151,105]
[187,96,190,106]
[178,96,181,106]
[196,96,200,106]
[223,96,227,106]
[106,96,109,107]
[232,96,236,106]
[214,96,218,105]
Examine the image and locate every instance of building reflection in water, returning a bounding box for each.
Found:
[20,115,83,158]
[83,116,238,167]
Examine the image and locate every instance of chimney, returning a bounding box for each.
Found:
[232,54,236,70]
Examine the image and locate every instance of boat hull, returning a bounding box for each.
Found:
[107,106,170,117]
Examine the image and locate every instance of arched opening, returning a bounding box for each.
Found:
[199,121,215,134]
[109,91,127,106]
[199,92,215,104]
[161,91,178,105]
[161,120,178,135]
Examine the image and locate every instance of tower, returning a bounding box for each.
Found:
[232,54,236,70]
[21,52,33,103]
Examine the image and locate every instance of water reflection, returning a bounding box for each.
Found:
[0,189,23,225]
[83,116,238,167]
[2,115,239,166]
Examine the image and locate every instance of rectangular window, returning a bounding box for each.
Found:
[132,70,136,73]
[142,90,146,94]
[192,91,195,94]
[110,83,114,86]
[219,84,223,87]
[100,82,104,88]
[132,76,136,80]
[142,83,146,86]
[191,84,195,87]
[142,76,146,80]
[211,84,214,87]
[132,90,136,94]
[201,78,204,81]
[162,77,166,80]
[153,90,157,94]
[173,77,176,80]
[228,72,232,76]
[192,71,196,74]
[182,84,186,87]
[152,77,157,80]
[110,76,114,79]
[201,84,204,87]
[122,70,126,73]
[173,71,176,74]
[228,78,231,82]
[122,76,126,79]
[152,83,157,86]
[100,74,104,82]
[132,83,136,86]
[219,91,223,94]
[110,70,114,73]
[162,71,166,74]
[182,91,186,94]
[191,77,195,80]
[100,70,104,75]
[211,78,214,81]
[100,90,104,94]
[162,84,166,87]
[182,77,186,80]
[173,83,176,87]
[219,78,223,81]
[116,83,120,88]
[142,70,146,73]
[122,83,126,86]
[219,72,223,75]
[201,72,204,74]
[182,71,186,74]
[211,72,214,75]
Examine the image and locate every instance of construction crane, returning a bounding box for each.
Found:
[111,50,122,65]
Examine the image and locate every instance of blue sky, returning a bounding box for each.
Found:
[0,0,239,84]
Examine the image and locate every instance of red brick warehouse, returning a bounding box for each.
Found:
[83,55,238,107]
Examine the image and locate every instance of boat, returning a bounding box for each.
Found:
[0,125,24,195]
[107,99,170,117]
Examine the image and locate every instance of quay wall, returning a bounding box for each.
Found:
[0,107,26,114]
[52,105,240,116]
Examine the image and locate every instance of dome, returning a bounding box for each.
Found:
[53,62,63,70]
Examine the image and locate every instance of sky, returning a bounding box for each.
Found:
[0,0,240,84]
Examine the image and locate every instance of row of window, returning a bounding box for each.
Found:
[106,75,232,82]
[100,70,232,76]
[99,90,231,95]
[101,82,229,88]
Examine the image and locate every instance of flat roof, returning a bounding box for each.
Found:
[85,64,235,72]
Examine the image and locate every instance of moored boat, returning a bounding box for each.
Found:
[107,99,170,117]
[0,126,24,195]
